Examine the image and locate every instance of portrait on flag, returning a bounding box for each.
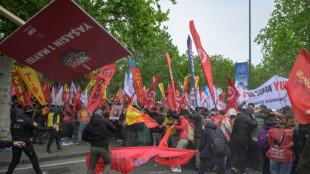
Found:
[109,105,123,120]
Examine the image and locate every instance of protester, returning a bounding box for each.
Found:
[230,109,258,174]
[198,118,230,174]
[6,105,57,174]
[187,107,204,170]
[162,108,178,148]
[145,107,165,146]
[82,108,117,174]
[46,105,63,154]
[266,119,294,174]
[76,105,90,145]
[32,104,46,145]
[170,110,190,173]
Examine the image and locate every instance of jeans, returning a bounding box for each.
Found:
[7,143,42,174]
[198,157,227,174]
[88,146,111,174]
[269,159,292,174]
[78,123,87,142]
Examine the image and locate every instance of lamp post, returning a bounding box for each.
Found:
[248,0,252,90]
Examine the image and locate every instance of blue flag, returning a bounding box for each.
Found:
[187,35,197,107]
[128,58,136,85]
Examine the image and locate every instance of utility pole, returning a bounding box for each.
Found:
[248,0,252,90]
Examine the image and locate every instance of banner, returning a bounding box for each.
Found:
[225,74,240,112]
[12,66,28,107]
[109,105,123,120]
[98,64,117,87]
[0,0,130,84]
[239,75,291,109]
[158,83,165,99]
[235,62,248,90]
[124,72,135,97]
[286,48,310,124]
[17,66,46,105]
[187,35,197,107]
[86,146,196,174]
[87,79,104,112]
[166,52,177,109]
[130,67,144,107]
[189,20,216,106]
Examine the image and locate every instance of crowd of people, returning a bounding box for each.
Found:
[3,95,310,174]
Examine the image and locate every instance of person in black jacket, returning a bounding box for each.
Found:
[82,108,117,174]
[230,109,258,174]
[198,119,230,174]
[144,107,165,146]
[6,105,57,174]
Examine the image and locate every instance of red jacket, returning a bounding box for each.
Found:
[174,118,188,139]
[266,128,294,163]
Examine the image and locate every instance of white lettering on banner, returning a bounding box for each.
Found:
[239,75,291,109]
[25,23,93,65]
[270,147,284,159]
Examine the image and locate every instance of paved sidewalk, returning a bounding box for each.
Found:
[0,136,122,170]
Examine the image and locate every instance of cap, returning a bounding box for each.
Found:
[24,105,34,112]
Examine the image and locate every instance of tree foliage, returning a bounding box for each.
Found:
[254,0,310,79]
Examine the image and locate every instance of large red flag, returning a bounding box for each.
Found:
[162,86,177,111]
[189,20,216,106]
[43,80,52,101]
[130,66,144,107]
[225,74,240,112]
[87,79,105,112]
[286,48,310,124]
[145,73,161,109]
[98,64,117,87]
[166,52,178,109]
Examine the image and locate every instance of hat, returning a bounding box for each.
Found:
[24,105,34,112]
[227,108,237,116]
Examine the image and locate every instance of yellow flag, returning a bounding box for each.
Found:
[124,105,144,125]
[158,83,165,99]
[83,80,96,93]
[17,66,46,106]
[102,83,107,101]
[195,76,199,89]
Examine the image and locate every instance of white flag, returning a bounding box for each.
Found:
[124,72,135,97]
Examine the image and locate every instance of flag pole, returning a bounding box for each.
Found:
[0,5,25,26]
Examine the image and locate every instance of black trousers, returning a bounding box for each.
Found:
[248,139,262,171]
[230,138,248,171]
[33,131,43,143]
[261,148,271,174]
[46,129,61,151]
[6,142,42,174]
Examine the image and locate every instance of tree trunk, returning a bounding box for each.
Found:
[0,54,12,140]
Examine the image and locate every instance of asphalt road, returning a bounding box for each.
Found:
[0,156,209,174]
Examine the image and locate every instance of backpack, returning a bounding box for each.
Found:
[184,120,195,142]
[210,129,226,157]
[258,126,273,149]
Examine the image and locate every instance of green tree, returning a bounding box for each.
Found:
[255,0,310,78]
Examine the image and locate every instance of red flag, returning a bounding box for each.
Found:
[152,76,156,83]
[113,86,123,104]
[162,87,177,111]
[224,74,240,112]
[183,76,190,93]
[166,52,177,109]
[141,113,159,128]
[73,89,83,113]
[43,80,52,101]
[189,20,216,106]
[98,64,117,87]
[87,79,105,112]
[130,66,144,107]
[145,73,161,109]
[11,86,16,96]
[286,48,310,124]
[62,84,69,104]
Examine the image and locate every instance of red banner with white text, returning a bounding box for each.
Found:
[286,48,310,124]
[130,67,144,107]
[189,20,216,106]
[87,79,104,112]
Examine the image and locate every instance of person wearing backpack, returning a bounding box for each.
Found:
[198,118,230,174]
[170,110,190,173]
[266,123,294,174]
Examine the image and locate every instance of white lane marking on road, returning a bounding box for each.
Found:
[0,159,86,172]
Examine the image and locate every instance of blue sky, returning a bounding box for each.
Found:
[160,0,275,65]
